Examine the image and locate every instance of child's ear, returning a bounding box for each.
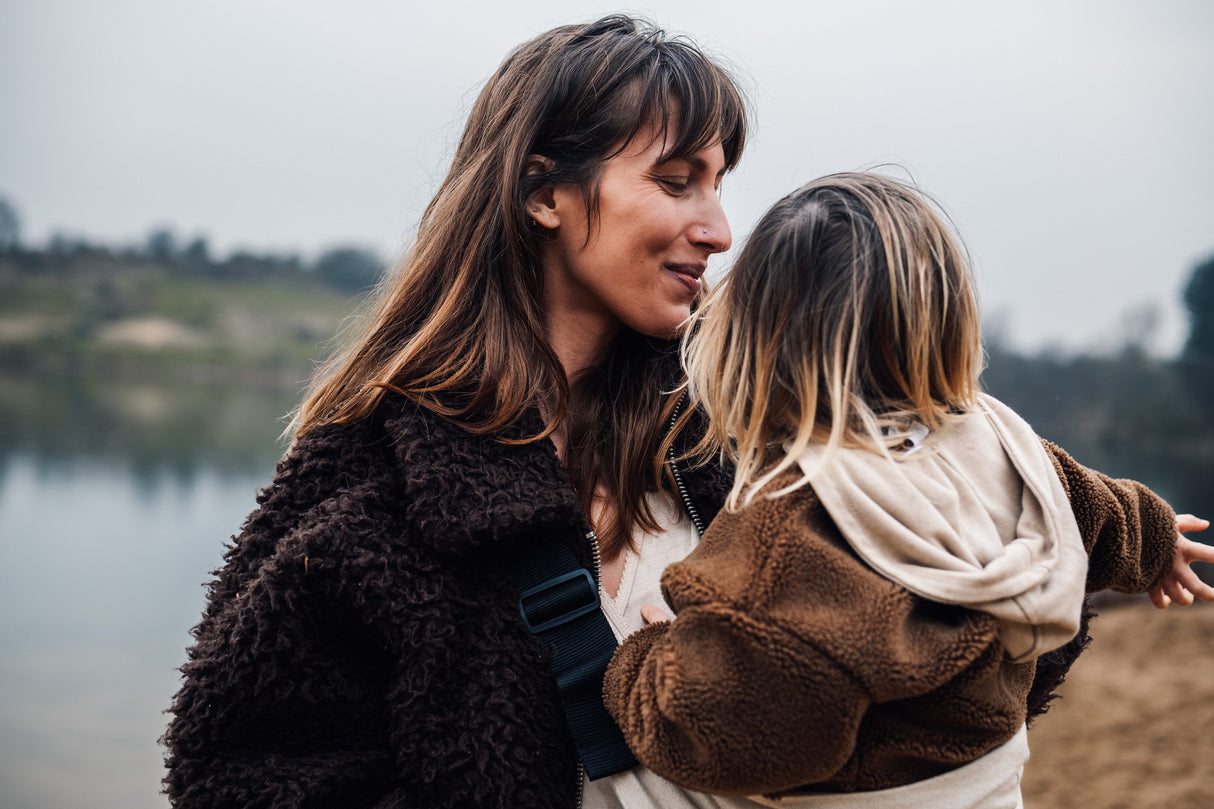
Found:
[524,155,560,230]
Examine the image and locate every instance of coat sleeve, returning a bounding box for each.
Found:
[162,425,433,809]
[602,485,1001,796]
[162,504,413,808]
[1042,440,1177,593]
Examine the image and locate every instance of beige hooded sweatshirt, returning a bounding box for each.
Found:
[794,393,1088,663]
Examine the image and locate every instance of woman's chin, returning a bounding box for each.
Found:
[629,317,691,341]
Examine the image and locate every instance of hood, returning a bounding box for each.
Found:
[792,393,1088,662]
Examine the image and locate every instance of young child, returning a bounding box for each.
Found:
[603,172,1213,806]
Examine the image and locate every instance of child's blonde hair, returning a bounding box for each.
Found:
[685,172,983,510]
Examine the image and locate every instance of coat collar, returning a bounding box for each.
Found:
[379,394,733,562]
[383,399,588,561]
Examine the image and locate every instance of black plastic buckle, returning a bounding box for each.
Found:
[518,569,600,633]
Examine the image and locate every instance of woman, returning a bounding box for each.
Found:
[162,14,748,809]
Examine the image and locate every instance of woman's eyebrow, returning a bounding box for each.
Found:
[659,155,726,178]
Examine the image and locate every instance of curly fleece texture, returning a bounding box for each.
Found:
[162,394,732,809]
[603,441,1176,797]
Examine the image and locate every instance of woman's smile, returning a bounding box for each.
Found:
[664,261,708,295]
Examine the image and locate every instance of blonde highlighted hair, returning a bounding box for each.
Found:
[684,172,983,510]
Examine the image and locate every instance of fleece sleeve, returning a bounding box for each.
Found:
[163,505,414,809]
[602,485,1000,796]
[1042,441,1177,594]
[163,429,434,809]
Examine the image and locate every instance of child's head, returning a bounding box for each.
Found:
[686,171,983,508]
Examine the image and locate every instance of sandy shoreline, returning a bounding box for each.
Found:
[1020,599,1213,809]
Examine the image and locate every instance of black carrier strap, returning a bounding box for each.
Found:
[516,532,638,780]
[519,393,703,779]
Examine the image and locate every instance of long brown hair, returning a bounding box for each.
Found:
[684,172,982,510]
[291,15,747,557]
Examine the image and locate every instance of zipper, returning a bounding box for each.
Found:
[586,527,602,586]
[575,530,600,808]
[574,393,696,807]
[666,392,705,536]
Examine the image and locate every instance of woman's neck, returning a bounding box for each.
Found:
[544,305,618,461]
[547,313,618,382]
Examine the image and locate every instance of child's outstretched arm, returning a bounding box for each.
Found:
[1148,514,1214,608]
[1044,441,1211,599]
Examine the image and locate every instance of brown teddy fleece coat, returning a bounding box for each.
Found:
[603,441,1177,798]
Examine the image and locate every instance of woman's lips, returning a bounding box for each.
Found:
[665,263,705,293]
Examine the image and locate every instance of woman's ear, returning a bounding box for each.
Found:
[524,155,560,230]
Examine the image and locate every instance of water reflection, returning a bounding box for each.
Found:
[0,376,291,809]
[0,374,296,488]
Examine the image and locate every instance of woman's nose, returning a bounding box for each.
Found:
[694,195,732,254]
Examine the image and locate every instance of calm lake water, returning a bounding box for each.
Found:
[0,376,292,809]
[0,371,1207,808]
[0,455,268,809]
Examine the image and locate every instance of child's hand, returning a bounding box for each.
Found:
[1148,514,1214,609]
[640,604,673,625]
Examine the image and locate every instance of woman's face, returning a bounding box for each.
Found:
[536,127,732,348]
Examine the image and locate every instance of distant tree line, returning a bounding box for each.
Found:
[0,194,387,294]
[980,251,1214,511]
[1180,253,1214,404]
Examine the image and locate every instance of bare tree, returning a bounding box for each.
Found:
[0,195,20,250]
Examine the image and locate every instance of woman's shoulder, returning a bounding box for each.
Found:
[280,393,584,562]
[285,392,432,458]
[217,396,442,567]
[259,396,415,509]
[270,393,481,497]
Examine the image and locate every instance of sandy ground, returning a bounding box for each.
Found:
[1020,599,1213,809]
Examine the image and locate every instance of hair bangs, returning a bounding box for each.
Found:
[624,40,747,170]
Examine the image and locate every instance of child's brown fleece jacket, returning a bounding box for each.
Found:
[603,442,1176,797]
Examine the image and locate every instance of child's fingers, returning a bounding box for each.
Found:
[1175,559,1214,602]
[1163,575,1195,606]
[1175,514,1210,533]
[1148,583,1171,610]
[1179,537,1214,563]
[640,604,672,625]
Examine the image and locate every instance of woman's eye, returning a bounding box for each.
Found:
[657,177,689,194]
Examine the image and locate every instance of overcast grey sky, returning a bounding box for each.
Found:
[2,0,1211,355]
